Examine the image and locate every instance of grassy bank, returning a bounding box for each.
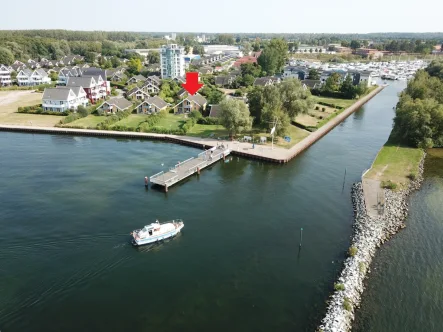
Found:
[364,142,424,189]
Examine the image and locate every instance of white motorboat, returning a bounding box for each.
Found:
[131,220,184,246]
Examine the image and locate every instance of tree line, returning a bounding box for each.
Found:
[392,60,443,148]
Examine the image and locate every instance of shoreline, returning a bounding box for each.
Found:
[0,86,384,164]
[318,153,426,332]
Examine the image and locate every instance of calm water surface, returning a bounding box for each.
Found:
[0,82,405,332]
[354,149,443,332]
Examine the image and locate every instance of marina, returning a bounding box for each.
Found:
[148,144,231,191]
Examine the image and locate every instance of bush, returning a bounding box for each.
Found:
[322,107,326,112]
[77,105,88,117]
[407,173,417,181]
[110,82,126,89]
[59,113,82,124]
[315,106,320,110]
[349,246,358,257]
[189,110,202,120]
[359,262,366,273]
[197,117,220,125]
[381,180,397,190]
[343,297,352,311]
[334,283,345,291]
[96,109,132,129]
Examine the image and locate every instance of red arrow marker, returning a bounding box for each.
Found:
[181,72,203,95]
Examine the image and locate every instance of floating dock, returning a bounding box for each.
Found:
[148,145,231,192]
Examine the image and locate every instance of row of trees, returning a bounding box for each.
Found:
[316,73,368,99]
[248,78,314,135]
[392,61,443,148]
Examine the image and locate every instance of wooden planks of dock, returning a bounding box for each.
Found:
[148,145,231,192]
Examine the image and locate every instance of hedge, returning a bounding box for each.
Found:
[317,101,344,110]
[96,109,132,130]
[197,117,220,125]
[18,104,69,116]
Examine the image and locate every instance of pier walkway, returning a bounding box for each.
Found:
[149,145,231,191]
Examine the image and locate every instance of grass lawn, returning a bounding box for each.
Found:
[154,113,186,130]
[267,125,310,148]
[63,115,105,128]
[311,95,355,109]
[111,114,147,129]
[187,123,230,138]
[364,143,424,189]
[0,90,63,127]
[294,104,339,128]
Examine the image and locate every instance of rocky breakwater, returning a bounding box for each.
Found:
[318,155,425,332]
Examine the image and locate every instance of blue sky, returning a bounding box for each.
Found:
[1,0,442,33]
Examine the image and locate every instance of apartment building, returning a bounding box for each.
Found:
[160,44,185,79]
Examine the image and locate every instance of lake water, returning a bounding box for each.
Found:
[353,149,443,332]
[0,82,408,332]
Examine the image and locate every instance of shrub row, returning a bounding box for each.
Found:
[96,109,132,130]
[317,101,344,110]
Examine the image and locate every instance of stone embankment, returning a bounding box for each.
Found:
[318,154,426,332]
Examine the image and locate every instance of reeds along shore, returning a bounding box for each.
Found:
[319,154,425,332]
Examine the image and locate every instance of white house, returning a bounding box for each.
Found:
[0,64,12,86]
[42,87,88,112]
[30,69,51,85]
[17,69,34,86]
[17,68,50,86]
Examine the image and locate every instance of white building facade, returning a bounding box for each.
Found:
[42,87,88,112]
[0,65,12,86]
[160,44,185,79]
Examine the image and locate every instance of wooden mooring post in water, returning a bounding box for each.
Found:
[299,228,303,248]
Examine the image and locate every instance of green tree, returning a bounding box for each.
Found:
[49,72,58,82]
[308,68,320,80]
[340,75,357,99]
[147,51,160,64]
[247,86,264,124]
[279,78,314,118]
[242,74,255,87]
[350,40,361,50]
[127,58,142,75]
[184,45,190,54]
[0,47,14,65]
[85,51,96,63]
[111,56,121,68]
[323,72,342,93]
[219,98,252,137]
[257,38,288,75]
[240,63,261,77]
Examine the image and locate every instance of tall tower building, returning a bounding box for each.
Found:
[160,44,185,79]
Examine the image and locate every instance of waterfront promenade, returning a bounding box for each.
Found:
[0,86,384,163]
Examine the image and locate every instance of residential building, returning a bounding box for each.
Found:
[140,81,160,94]
[283,66,309,80]
[136,96,168,114]
[208,104,221,118]
[127,75,146,85]
[42,87,88,112]
[97,97,132,114]
[301,79,322,90]
[0,64,12,86]
[67,76,106,103]
[147,75,161,86]
[160,44,185,79]
[17,68,50,86]
[233,56,258,68]
[253,76,281,87]
[173,94,207,114]
[348,71,373,87]
[214,74,237,87]
[126,87,149,100]
[59,55,84,66]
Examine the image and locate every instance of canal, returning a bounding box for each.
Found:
[0,81,407,332]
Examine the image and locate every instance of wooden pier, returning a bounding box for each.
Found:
[148,145,231,192]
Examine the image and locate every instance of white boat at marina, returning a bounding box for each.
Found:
[131,220,184,246]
